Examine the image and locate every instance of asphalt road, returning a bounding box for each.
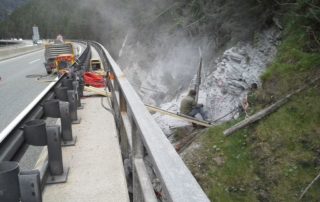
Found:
[0,49,48,132]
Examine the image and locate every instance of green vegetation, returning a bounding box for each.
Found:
[0,0,95,39]
[184,1,320,201]
[186,87,320,201]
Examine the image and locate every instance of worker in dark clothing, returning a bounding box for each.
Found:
[180,89,207,120]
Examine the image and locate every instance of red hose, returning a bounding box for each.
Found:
[83,72,105,88]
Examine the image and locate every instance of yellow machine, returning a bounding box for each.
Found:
[55,54,76,74]
[90,58,102,71]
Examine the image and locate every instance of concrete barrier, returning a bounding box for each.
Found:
[0,45,44,61]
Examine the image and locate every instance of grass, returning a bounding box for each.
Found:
[183,3,320,201]
[184,85,320,201]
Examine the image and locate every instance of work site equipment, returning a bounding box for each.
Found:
[146,104,212,127]
[44,42,75,74]
[194,48,202,104]
[90,58,102,71]
[84,72,105,88]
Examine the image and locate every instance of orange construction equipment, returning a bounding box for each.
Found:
[84,72,105,88]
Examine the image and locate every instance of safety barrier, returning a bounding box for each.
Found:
[0,42,90,202]
[91,41,210,202]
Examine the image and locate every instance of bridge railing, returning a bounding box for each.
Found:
[92,41,210,202]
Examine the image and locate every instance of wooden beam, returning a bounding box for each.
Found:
[84,86,111,97]
[224,76,320,136]
[145,104,212,128]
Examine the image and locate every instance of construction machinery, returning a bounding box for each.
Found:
[44,42,75,74]
[89,58,102,71]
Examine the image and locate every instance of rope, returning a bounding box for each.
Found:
[211,107,239,123]
[25,74,57,83]
[100,85,114,115]
[25,74,49,79]
[100,97,113,115]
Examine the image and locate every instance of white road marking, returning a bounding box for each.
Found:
[29,59,40,64]
[0,49,43,64]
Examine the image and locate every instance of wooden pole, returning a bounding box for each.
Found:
[224,76,320,136]
[145,104,212,127]
[299,171,320,200]
[194,48,202,104]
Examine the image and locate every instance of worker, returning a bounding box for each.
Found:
[241,83,258,117]
[180,89,207,120]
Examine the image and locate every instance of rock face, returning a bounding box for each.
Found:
[152,26,281,135]
[116,1,282,135]
[199,26,281,122]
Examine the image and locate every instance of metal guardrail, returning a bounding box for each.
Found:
[91,41,210,202]
[0,41,91,202]
[0,40,21,47]
[0,42,90,161]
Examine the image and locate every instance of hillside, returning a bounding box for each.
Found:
[182,1,320,201]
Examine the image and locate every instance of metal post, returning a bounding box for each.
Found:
[59,101,76,146]
[78,76,84,98]
[23,120,69,184]
[43,99,76,146]
[43,99,60,118]
[73,80,83,109]
[54,86,68,102]
[62,78,74,91]
[67,90,81,124]
[132,122,145,202]
[0,161,20,202]
[24,120,47,146]
[19,170,42,202]
[46,125,69,184]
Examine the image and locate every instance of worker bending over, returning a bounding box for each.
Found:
[180,89,207,120]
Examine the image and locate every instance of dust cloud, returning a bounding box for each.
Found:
[73,0,278,112]
[75,0,211,105]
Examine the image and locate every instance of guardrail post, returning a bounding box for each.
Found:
[59,101,77,146]
[43,99,76,146]
[0,161,20,202]
[54,86,68,102]
[131,121,158,202]
[132,122,140,202]
[62,78,73,91]
[62,78,81,124]
[46,125,69,184]
[78,77,84,98]
[67,90,80,124]
[73,81,83,109]
[119,90,131,158]
[19,170,42,202]
[43,99,60,118]
[23,120,69,184]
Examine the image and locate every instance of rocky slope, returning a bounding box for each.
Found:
[115,1,282,135]
[122,25,281,135]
